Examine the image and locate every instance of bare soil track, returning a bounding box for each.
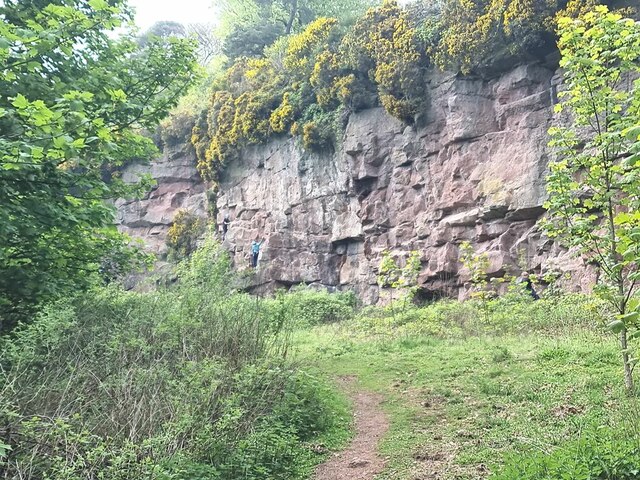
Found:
[314,376,389,480]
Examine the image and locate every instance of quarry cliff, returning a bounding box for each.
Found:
[116,62,597,302]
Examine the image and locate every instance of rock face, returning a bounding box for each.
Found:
[116,142,207,255]
[118,63,597,302]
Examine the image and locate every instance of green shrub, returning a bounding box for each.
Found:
[268,287,356,327]
[492,429,640,479]
[0,240,345,479]
[356,300,475,337]
[354,293,605,338]
[159,106,199,148]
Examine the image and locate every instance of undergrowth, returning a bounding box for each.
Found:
[4,250,639,480]
[265,286,357,328]
[0,240,350,479]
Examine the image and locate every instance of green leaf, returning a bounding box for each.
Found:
[620,311,638,322]
[30,146,44,159]
[624,125,640,141]
[607,320,626,333]
[53,136,69,149]
[97,127,112,141]
[12,94,29,109]
[0,442,12,458]
[107,88,127,102]
[88,0,108,10]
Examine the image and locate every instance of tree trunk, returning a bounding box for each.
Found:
[608,196,635,394]
[620,329,635,393]
[285,0,297,34]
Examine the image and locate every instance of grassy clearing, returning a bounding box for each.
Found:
[4,268,639,479]
[293,294,640,479]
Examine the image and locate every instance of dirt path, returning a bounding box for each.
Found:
[314,376,389,480]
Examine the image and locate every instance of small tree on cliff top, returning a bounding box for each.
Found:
[544,6,640,392]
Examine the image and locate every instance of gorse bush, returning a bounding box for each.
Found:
[166,209,207,259]
[189,0,624,182]
[344,0,426,122]
[433,0,619,73]
[0,240,348,479]
[192,0,427,182]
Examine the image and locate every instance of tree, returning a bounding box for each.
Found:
[137,20,186,47]
[217,0,375,40]
[459,241,490,295]
[459,241,496,322]
[0,0,198,329]
[140,21,221,65]
[186,23,222,64]
[219,0,366,62]
[222,22,286,61]
[544,6,640,392]
[377,250,422,314]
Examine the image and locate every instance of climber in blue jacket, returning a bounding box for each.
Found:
[251,237,264,268]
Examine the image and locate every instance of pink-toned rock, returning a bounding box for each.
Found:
[115,146,208,256]
[117,62,597,300]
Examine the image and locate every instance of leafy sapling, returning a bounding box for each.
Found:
[377,250,422,315]
[459,241,494,322]
[544,7,640,392]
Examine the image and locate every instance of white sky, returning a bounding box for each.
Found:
[127,0,218,31]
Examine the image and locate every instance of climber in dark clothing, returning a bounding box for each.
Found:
[222,214,230,240]
[520,271,539,300]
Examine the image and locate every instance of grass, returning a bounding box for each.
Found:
[292,296,639,479]
[4,272,638,479]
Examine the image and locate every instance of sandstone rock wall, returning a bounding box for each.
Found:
[115,142,207,254]
[118,63,596,302]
